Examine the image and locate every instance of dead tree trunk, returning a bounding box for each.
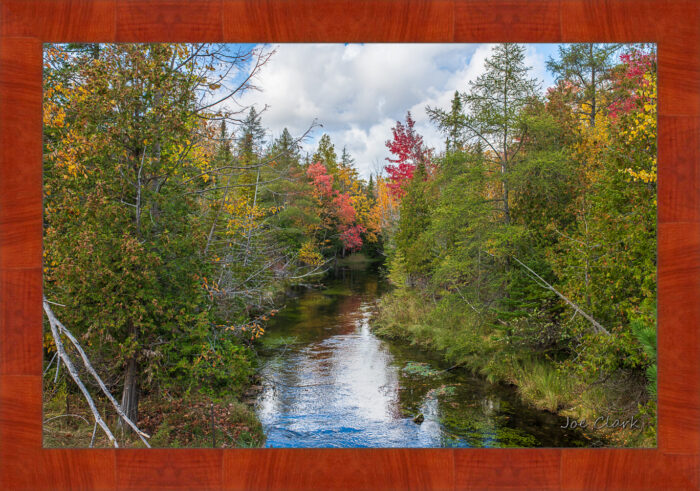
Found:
[118,356,139,432]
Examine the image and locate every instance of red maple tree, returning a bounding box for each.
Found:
[384,111,431,198]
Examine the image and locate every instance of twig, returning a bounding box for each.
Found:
[43,351,58,376]
[54,351,61,384]
[90,422,98,448]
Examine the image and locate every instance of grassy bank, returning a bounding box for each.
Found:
[373,288,655,447]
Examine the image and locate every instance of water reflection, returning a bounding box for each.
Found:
[256,267,589,448]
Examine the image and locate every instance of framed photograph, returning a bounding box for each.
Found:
[1,1,698,489]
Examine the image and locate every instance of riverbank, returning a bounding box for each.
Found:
[43,383,265,448]
[372,288,656,447]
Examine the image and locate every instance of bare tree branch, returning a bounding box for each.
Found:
[43,298,152,447]
[43,299,119,447]
[509,256,610,336]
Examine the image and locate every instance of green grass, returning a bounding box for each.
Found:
[510,357,574,412]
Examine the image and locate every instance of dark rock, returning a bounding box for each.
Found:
[413,413,424,424]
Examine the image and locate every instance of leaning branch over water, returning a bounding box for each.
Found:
[510,256,610,336]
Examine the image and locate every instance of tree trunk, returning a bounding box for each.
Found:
[118,356,139,433]
[590,44,596,128]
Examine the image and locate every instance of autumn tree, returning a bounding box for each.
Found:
[384,112,431,198]
[43,43,273,431]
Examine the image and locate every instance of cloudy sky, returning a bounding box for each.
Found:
[222,44,560,178]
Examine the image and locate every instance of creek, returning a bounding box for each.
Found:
[255,264,590,448]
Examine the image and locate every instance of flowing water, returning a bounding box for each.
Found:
[255,264,591,448]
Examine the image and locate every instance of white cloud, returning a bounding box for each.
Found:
[220,43,556,178]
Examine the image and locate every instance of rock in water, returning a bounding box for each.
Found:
[413,413,424,424]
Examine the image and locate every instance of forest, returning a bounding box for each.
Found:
[42,42,656,448]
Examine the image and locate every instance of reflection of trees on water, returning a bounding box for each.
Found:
[256,269,587,448]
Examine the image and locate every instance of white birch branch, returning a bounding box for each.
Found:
[43,300,118,447]
[43,298,152,447]
[509,256,610,336]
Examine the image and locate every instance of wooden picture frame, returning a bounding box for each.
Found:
[1,0,698,489]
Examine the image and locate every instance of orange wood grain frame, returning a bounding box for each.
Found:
[0,0,698,489]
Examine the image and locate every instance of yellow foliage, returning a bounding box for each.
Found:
[376,178,398,232]
[298,241,324,267]
[618,67,657,188]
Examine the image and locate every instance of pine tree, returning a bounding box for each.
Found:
[546,43,620,127]
[237,107,265,158]
[395,160,432,285]
[236,107,265,198]
[462,43,540,225]
[312,134,338,173]
[428,90,465,153]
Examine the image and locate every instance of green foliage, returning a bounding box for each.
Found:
[631,311,657,398]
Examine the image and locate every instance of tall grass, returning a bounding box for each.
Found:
[511,357,574,412]
[373,288,655,446]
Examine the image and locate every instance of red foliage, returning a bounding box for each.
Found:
[384,112,431,198]
[306,161,365,251]
[609,50,656,120]
[306,161,334,196]
[339,224,366,252]
[384,162,416,199]
[333,192,356,226]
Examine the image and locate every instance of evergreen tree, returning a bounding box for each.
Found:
[428,90,465,153]
[395,161,432,285]
[546,43,620,127]
[237,107,266,158]
[312,134,338,172]
[236,107,265,198]
[340,146,355,169]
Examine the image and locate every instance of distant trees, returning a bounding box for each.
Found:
[304,136,380,256]
[546,43,620,128]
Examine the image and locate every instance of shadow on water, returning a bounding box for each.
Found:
[255,264,591,448]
